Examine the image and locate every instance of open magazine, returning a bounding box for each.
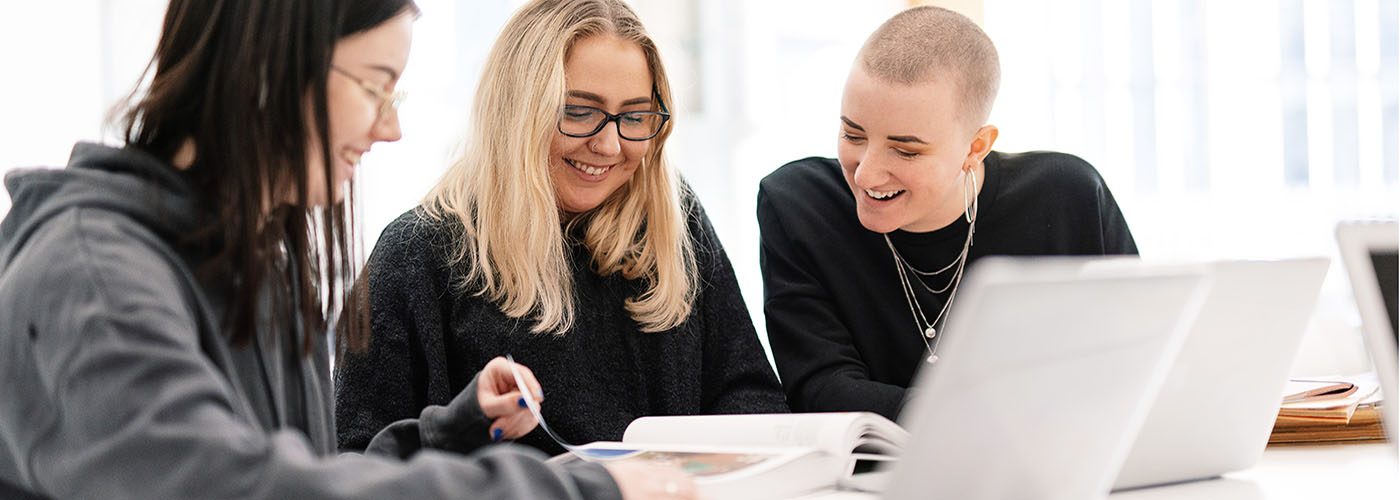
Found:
[547,412,908,499]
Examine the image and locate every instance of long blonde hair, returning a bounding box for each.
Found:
[423,0,696,335]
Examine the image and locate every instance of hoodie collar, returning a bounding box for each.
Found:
[1,142,204,265]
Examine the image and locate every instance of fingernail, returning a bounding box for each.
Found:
[518,397,528,408]
[492,428,503,442]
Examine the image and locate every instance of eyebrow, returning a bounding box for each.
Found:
[840,116,865,132]
[366,64,400,81]
[567,90,652,107]
[841,116,928,144]
[888,135,928,145]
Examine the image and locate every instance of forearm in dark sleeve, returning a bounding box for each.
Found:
[35,309,614,499]
[266,431,623,500]
[364,374,494,459]
[763,287,909,419]
[758,191,906,419]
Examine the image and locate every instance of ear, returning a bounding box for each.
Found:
[963,124,999,171]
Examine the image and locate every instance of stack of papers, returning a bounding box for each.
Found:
[1270,373,1386,444]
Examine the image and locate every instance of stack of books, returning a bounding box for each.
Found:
[1269,375,1386,445]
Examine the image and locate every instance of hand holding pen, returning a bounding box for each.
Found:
[503,355,698,500]
[479,356,544,442]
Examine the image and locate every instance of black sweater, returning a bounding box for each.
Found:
[757,152,1138,420]
[336,199,789,456]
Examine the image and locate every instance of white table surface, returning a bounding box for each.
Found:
[1111,442,1398,499]
[798,442,1399,499]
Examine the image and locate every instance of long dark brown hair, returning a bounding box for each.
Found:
[119,0,418,355]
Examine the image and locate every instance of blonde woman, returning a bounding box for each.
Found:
[336,0,787,457]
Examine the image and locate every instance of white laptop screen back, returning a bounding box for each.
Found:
[885,257,1209,500]
[1112,258,1330,490]
[1337,221,1399,447]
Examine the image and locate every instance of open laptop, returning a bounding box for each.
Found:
[1336,221,1399,448]
[1111,258,1331,490]
[881,257,1211,500]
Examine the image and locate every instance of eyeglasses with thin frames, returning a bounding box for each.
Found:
[557,97,671,141]
[331,66,406,118]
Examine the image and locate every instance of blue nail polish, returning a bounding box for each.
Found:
[492,428,503,442]
[518,397,528,408]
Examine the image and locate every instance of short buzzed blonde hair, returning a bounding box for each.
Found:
[859,5,1001,128]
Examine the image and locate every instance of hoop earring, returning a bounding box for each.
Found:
[962,165,979,223]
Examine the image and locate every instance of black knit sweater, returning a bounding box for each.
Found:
[336,198,789,456]
[758,151,1138,420]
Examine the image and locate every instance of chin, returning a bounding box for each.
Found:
[559,197,604,214]
[856,210,900,234]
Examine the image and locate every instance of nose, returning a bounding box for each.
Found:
[588,122,623,157]
[372,107,403,143]
[850,151,886,188]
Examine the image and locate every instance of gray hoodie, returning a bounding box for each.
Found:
[0,143,620,499]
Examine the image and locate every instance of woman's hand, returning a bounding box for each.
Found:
[478,356,543,441]
[604,462,698,500]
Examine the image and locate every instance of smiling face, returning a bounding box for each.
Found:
[549,34,655,214]
[306,11,414,206]
[838,64,995,234]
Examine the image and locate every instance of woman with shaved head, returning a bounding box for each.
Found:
[758,6,1138,419]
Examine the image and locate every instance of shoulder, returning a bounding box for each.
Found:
[759,156,847,202]
[988,150,1118,210]
[678,186,712,230]
[674,186,743,286]
[678,185,723,258]
[369,206,461,270]
[30,206,187,294]
[2,207,197,349]
[992,151,1109,192]
[375,207,459,251]
[757,157,852,221]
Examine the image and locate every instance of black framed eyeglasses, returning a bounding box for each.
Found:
[331,65,406,118]
[556,99,670,141]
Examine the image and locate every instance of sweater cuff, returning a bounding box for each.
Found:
[420,373,494,453]
[559,461,623,500]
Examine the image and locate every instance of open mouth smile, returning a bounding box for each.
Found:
[566,158,613,176]
[865,188,905,201]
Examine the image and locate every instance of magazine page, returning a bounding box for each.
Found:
[548,442,841,499]
[619,412,906,458]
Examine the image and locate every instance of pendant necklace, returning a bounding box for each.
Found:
[885,206,976,364]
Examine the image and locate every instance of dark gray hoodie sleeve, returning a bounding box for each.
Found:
[362,372,497,458]
[0,208,620,500]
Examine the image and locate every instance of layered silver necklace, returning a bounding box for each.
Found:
[884,170,979,364]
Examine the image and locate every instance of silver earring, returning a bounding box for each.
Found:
[963,165,979,223]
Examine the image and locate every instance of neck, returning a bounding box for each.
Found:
[171,139,288,218]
